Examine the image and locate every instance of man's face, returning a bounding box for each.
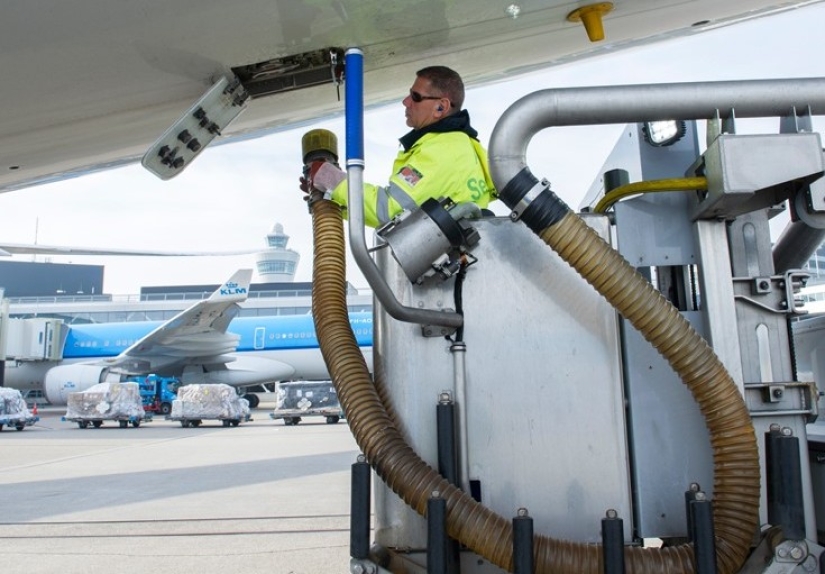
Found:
[403,76,449,130]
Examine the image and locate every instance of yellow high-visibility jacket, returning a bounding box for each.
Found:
[331,114,497,228]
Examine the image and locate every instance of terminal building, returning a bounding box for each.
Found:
[0,260,103,298]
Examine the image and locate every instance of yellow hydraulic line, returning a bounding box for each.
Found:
[593,177,707,213]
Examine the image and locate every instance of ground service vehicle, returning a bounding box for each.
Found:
[63,382,147,429]
[0,388,39,431]
[269,380,343,426]
[309,60,825,574]
[133,374,180,415]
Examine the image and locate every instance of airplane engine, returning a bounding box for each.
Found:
[44,364,114,405]
[183,355,297,387]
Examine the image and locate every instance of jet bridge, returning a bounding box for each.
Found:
[310,65,825,574]
[0,303,65,393]
[2,318,65,363]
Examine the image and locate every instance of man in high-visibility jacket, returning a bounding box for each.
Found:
[304,65,498,228]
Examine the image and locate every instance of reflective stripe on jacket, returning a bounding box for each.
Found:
[331,131,497,228]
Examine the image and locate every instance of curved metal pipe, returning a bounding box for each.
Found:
[489,78,825,188]
[773,219,825,274]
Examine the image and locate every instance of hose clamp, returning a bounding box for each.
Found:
[510,179,549,221]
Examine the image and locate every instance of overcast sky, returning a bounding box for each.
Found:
[2,3,825,295]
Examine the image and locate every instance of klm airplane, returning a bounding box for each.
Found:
[3,270,372,406]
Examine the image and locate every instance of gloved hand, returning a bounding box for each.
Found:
[299,160,322,193]
[309,161,347,191]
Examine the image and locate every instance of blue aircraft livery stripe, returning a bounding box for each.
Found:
[62,312,373,359]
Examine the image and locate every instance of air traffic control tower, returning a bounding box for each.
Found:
[255,222,299,282]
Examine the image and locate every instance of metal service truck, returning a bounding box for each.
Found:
[269,380,343,426]
[167,383,251,427]
[305,67,825,574]
[131,374,180,415]
[63,382,147,428]
[0,388,39,431]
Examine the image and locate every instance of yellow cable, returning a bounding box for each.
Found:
[593,176,707,213]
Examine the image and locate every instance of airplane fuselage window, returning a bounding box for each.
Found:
[11,305,318,323]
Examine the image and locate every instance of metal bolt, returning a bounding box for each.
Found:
[781,427,794,437]
[773,388,784,399]
[605,509,618,519]
[351,563,365,574]
[790,545,804,560]
[517,507,529,517]
[777,546,789,559]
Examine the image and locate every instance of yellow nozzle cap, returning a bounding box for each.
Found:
[567,2,613,42]
[302,129,339,164]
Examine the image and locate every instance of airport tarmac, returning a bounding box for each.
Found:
[0,406,363,574]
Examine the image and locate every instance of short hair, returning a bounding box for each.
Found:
[416,66,465,110]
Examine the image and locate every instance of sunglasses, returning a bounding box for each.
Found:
[409,90,445,104]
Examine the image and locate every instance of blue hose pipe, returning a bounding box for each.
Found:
[344,48,365,166]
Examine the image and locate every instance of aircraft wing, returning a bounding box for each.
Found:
[0,242,262,257]
[0,1,814,192]
[103,269,253,373]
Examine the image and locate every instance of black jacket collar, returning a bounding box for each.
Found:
[399,109,479,151]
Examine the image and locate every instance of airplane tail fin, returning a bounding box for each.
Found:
[207,269,253,303]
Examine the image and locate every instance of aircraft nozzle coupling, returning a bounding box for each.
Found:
[302,128,339,167]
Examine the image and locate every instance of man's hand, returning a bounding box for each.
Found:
[300,160,325,193]
[312,161,346,192]
[300,160,345,194]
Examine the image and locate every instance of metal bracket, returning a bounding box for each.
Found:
[779,105,814,135]
[761,539,818,573]
[421,315,458,338]
[744,381,818,422]
[733,271,810,316]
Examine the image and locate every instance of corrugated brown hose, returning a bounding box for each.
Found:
[310,198,760,574]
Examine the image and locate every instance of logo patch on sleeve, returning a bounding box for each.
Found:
[398,165,423,187]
